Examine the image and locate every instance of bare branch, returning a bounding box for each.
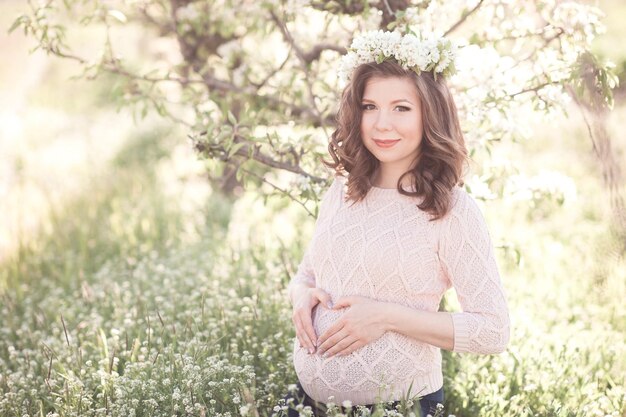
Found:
[270,10,307,64]
[136,4,176,35]
[309,0,367,15]
[302,43,347,63]
[444,0,484,37]
[50,47,334,127]
[379,0,409,29]
[269,10,334,134]
[381,0,394,17]
[512,27,565,71]
[250,52,292,90]
[192,133,326,184]
[239,167,318,218]
[508,80,562,99]
[483,27,566,91]
[269,10,346,65]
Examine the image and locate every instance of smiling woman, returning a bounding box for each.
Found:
[279,30,510,417]
[321,48,467,218]
[360,77,424,189]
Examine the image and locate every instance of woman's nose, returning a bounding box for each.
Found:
[374,110,393,131]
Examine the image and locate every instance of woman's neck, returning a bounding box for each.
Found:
[371,167,415,189]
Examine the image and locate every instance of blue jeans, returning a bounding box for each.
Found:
[278,381,444,417]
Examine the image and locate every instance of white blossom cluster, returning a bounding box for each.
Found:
[506,170,578,205]
[338,30,459,86]
[175,3,200,21]
[549,2,606,45]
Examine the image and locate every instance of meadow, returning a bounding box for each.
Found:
[1,1,625,416]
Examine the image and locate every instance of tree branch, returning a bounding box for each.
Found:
[444,0,484,37]
[269,10,346,65]
[192,133,326,184]
[50,46,334,127]
[269,10,334,134]
[508,80,562,99]
[302,43,347,63]
[136,4,176,35]
[238,167,319,218]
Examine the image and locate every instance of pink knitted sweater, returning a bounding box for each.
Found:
[288,175,510,405]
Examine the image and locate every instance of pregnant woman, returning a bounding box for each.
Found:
[278,30,511,417]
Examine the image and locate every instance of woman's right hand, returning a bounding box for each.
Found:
[291,286,333,354]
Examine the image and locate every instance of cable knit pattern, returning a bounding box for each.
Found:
[289,175,510,405]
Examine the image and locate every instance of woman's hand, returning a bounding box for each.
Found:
[291,286,333,354]
[317,296,390,358]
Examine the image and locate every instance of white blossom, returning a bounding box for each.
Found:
[338,30,459,86]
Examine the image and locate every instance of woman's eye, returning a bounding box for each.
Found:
[361,104,410,111]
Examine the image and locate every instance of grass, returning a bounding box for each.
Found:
[1,99,624,416]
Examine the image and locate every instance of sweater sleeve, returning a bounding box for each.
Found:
[438,188,511,354]
[288,176,342,290]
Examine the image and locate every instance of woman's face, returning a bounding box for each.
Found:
[359,76,423,173]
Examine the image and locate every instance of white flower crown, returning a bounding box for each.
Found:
[338,30,459,85]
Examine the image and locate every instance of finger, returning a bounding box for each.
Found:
[313,289,333,309]
[318,320,345,347]
[299,311,319,350]
[334,339,361,357]
[332,296,351,309]
[323,333,354,357]
[293,314,306,347]
[294,314,315,353]
[319,327,349,354]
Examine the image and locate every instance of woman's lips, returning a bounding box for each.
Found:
[374,139,400,148]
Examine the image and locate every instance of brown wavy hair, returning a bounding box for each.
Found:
[322,60,469,221]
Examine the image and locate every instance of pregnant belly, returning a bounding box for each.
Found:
[292,304,432,395]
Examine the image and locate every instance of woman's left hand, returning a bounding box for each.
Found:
[317,295,390,358]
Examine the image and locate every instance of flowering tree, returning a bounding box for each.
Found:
[11,0,618,220]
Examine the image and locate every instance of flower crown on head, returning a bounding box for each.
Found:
[338,29,459,86]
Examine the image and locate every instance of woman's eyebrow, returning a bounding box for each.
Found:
[362,98,414,105]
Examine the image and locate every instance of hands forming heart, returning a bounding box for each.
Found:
[316,295,390,358]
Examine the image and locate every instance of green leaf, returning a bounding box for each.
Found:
[228,142,247,159]
[324,1,340,11]
[8,15,27,34]
[227,110,237,125]
[154,101,166,117]
[469,33,481,45]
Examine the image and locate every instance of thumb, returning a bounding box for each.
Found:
[314,289,334,309]
[332,296,352,309]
